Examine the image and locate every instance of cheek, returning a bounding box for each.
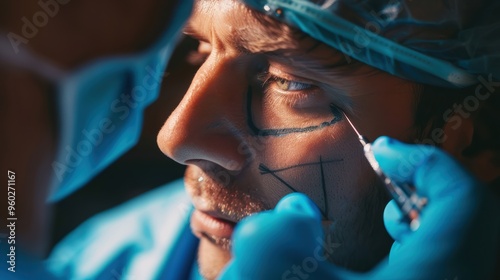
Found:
[253,124,377,218]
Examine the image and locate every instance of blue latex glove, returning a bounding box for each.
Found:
[219,136,500,280]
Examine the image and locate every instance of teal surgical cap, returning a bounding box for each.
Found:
[242,0,500,88]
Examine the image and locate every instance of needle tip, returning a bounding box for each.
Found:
[342,111,361,137]
[342,111,370,145]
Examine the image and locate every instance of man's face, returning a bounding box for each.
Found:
[157,0,419,278]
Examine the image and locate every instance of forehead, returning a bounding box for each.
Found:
[187,0,348,68]
[187,0,304,52]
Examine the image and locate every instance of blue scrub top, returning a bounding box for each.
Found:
[47,179,202,280]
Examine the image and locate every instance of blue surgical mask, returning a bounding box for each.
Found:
[0,1,193,202]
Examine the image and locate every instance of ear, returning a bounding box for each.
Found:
[442,115,500,183]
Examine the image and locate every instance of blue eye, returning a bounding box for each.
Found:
[273,77,313,91]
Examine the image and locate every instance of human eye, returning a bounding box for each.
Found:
[257,70,320,108]
[250,69,340,133]
[266,75,313,91]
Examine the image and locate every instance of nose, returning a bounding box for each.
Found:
[157,55,249,171]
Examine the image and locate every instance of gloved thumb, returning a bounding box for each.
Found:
[219,193,324,280]
[383,200,411,244]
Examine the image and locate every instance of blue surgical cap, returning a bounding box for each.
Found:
[242,0,500,88]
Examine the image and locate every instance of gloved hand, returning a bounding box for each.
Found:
[218,192,356,280]
[372,137,499,279]
[218,136,500,280]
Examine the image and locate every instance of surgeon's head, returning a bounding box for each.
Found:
[156,0,500,278]
[0,0,190,257]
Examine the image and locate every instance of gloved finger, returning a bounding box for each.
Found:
[383,200,411,243]
[220,262,299,280]
[234,194,323,255]
[227,212,289,279]
[274,192,322,221]
[387,241,403,264]
[225,194,324,279]
[372,136,481,235]
[218,260,238,280]
[371,136,477,199]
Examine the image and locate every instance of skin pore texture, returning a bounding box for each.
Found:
[156,0,427,279]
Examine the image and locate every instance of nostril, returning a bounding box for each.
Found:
[226,159,245,171]
[185,158,243,172]
[185,160,245,190]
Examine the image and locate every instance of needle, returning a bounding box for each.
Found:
[342,112,426,231]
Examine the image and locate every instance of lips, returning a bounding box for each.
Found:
[185,166,268,250]
[191,209,236,240]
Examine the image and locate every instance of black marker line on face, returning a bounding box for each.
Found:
[259,158,343,174]
[319,156,329,216]
[259,157,343,219]
[246,87,343,137]
[259,164,300,193]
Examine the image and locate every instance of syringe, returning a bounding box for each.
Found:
[343,112,427,231]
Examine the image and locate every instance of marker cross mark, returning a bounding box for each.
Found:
[259,157,343,219]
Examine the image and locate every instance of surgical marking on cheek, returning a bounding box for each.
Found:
[259,157,343,218]
[319,156,329,216]
[259,158,343,174]
[246,87,343,137]
[259,164,300,193]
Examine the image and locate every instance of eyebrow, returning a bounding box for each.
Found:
[183,23,208,42]
[184,16,355,81]
[263,46,355,78]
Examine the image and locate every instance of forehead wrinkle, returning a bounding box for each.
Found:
[190,0,334,57]
[187,1,217,42]
[188,0,277,52]
[225,1,302,53]
[190,0,251,48]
